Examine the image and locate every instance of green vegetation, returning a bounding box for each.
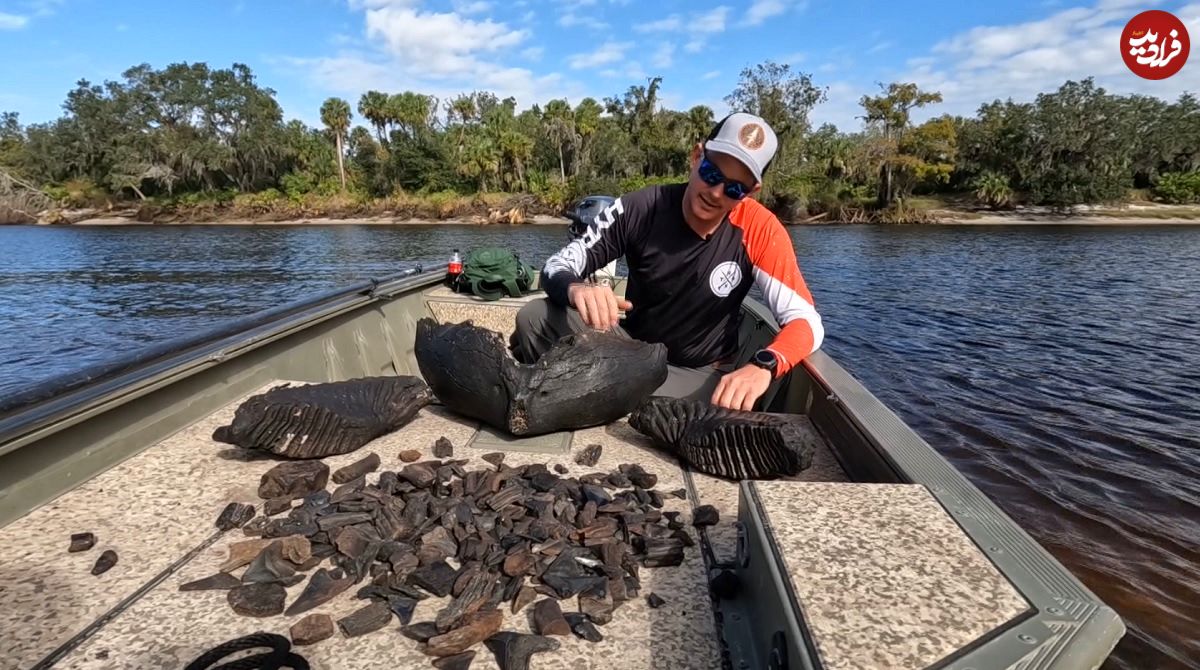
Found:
[1,60,1199,224]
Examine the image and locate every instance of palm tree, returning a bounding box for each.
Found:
[686,105,715,143]
[574,98,602,177]
[498,129,533,191]
[320,97,352,191]
[458,132,500,192]
[542,99,575,183]
[357,91,390,146]
[448,94,477,153]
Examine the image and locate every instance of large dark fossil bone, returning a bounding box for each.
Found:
[628,396,816,480]
[415,319,667,436]
[212,376,434,458]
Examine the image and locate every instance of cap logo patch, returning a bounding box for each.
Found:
[739,123,765,150]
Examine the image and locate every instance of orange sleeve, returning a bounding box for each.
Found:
[730,200,824,377]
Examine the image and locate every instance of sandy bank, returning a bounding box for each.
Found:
[68,214,571,226]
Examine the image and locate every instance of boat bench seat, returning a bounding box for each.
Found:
[734,481,1031,670]
[423,284,543,342]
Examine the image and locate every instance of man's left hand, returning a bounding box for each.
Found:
[711,364,773,411]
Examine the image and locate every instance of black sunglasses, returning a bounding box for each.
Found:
[698,150,752,201]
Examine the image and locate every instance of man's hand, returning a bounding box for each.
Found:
[711,364,773,411]
[569,283,632,330]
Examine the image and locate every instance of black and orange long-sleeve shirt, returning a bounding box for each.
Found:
[542,183,823,376]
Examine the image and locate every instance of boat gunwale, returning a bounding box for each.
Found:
[0,267,432,456]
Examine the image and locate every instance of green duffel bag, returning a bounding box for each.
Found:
[455,247,538,301]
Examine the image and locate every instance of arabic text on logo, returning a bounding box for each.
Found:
[1122,10,1189,80]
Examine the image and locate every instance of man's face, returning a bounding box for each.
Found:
[683,143,760,225]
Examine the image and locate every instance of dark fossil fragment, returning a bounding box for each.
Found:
[213,376,433,458]
[215,502,256,531]
[332,452,381,484]
[68,532,95,553]
[179,572,242,591]
[484,632,561,670]
[257,461,330,500]
[91,550,118,576]
[415,319,667,436]
[629,395,816,479]
[227,582,286,617]
[574,444,602,467]
[337,601,393,637]
[285,568,355,616]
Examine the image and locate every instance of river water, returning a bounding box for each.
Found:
[0,223,1197,669]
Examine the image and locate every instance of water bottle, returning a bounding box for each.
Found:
[448,249,463,276]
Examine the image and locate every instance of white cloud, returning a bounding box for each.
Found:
[349,0,420,8]
[745,0,786,25]
[29,0,65,17]
[651,42,675,68]
[640,6,728,36]
[866,40,893,54]
[520,46,544,61]
[277,1,582,117]
[907,0,1200,121]
[569,40,631,69]
[702,70,721,80]
[636,14,682,32]
[363,6,528,76]
[680,6,730,52]
[601,61,647,80]
[452,0,492,13]
[559,11,608,29]
[282,51,578,117]
[0,12,29,29]
[811,0,1200,132]
[744,0,806,26]
[695,5,730,32]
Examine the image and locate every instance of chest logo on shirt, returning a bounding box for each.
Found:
[709,261,743,298]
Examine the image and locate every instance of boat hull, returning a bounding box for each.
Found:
[0,269,1123,670]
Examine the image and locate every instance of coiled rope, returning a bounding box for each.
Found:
[183,632,310,670]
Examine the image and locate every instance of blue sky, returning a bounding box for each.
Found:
[2,0,1199,132]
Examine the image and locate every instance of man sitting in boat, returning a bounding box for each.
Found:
[510,112,824,411]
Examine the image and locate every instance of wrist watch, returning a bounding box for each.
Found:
[751,349,778,375]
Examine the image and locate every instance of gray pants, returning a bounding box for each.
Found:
[509,298,729,402]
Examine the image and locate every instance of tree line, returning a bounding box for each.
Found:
[2,60,1200,221]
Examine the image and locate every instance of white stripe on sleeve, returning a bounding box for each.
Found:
[752,266,825,353]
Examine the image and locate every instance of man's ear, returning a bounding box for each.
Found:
[689,143,703,168]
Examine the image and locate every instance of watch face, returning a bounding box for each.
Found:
[755,350,776,367]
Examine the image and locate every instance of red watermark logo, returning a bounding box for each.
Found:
[1122,10,1189,80]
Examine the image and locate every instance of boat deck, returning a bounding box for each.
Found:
[0,379,842,670]
[0,287,1032,670]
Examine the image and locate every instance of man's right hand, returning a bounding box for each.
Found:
[568,283,632,330]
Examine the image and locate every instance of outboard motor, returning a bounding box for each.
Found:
[563,195,620,285]
[565,195,616,240]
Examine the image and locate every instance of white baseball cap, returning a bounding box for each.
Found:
[704,112,779,184]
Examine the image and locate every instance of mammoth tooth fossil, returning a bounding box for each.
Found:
[414,319,668,437]
[628,396,816,480]
[212,376,434,458]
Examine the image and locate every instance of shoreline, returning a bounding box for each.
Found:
[65,214,572,226]
[64,213,1200,227]
[934,214,1200,226]
[14,208,1200,228]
